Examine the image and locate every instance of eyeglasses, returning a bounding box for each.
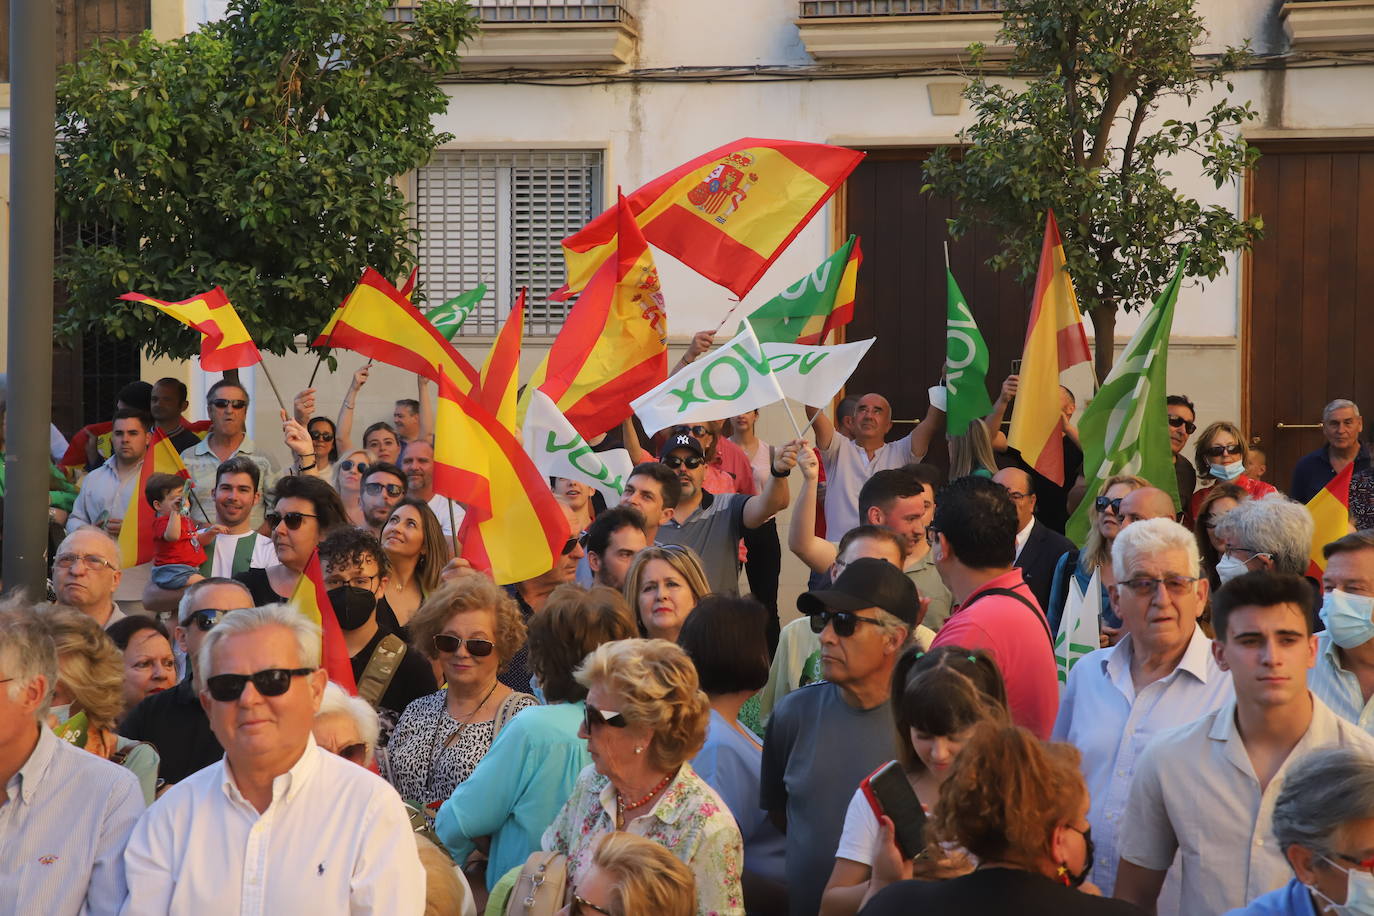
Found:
[809,609,883,638]
[210,398,248,410]
[431,634,495,657]
[205,667,314,702]
[584,705,628,730]
[53,553,117,573]
[571,894,612,916]
[338,742,368,765]
[1119,575,1202,597]
[1225,546,1272,563]
[340,459,368,473]
[183,608,236,632]
[1204,443,1244,458]
[266,511,317,530]
[1329,851,1374,874]
[1168,415,1198,434]
[1094,496,1124,515]
[324,574,378,591]
[1004,490,1029,501]
[663,455,705,470]
[363,481,404,497]
[309,430,334,442]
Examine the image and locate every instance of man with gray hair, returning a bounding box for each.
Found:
[1053,518,1233,896]
[1292,398,1368,503]
[121,604,424,914]
[52,526,126,628]
[0,601,144,915]
[1215,494,1316,586]
[1310,531,1374,734]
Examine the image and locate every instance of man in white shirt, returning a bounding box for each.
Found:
[66,408,151,535]
[1115,570,1374,916]
[1310,531,1374,731]
[1053,518,1233,896]
[53,527,126,629]
[120,604,424,915]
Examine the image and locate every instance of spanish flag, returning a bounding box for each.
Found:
[120,287,261,371]
[1308,462,1355,578]
[312,268,479,391]
[434,371,571,585]
[116,430,192,569]
[553,138,864,300]
[1006,211,1093,485]
[524,192,669,439]
[477,288,525,434]
[287,549,358,693]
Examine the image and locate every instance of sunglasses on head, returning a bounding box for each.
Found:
[363,481,404,497]
[584,705,628,730]
[266,511,317,530]
[1204,443,1244,458]
[184,608,234,632]
[210,398,248,410]
[431,634,495,657]
[1095,495,1124,514]
[205,667,313,702]
[340,459,368,473]
[309,430,334,442]
[571,894,612,916]
[1167,415,1197,434]
[663,454,704,470]
[808,608,883,638]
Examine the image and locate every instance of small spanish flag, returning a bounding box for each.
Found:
[287,549,358,694]
[120,287,261,372]
[116,429,191,569]
[477,288,525,434]
[1307,462,1355,578]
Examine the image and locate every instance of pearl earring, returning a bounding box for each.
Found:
[634,746,643,755]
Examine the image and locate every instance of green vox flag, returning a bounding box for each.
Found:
[1065,251,1187,545]
[743,235,860,345]
[426,283,486,340]
[944,266,994,436]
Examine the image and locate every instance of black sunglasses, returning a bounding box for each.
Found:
[1094,495,1124,514]
[205,667,314,702]
[184,608,235,632]
[572,893,612,916]
[309,430,335,442]
[584,705,628,730]
[673,425,712,439]
[808,609,883,638]
[210,398,248,410]
[561,535,583,556]
[663,455,705,470]
[1204,443,1244,458]
[363,481,404,497]
[266,511,317,530]
[1167,415,1197,434]
[338,742,368,764]
[432,634,495,657]
[340,459,368,473]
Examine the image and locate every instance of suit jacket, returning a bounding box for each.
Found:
[1016,519,1076,613]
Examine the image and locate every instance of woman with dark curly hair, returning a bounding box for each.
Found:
[385,576,535,810]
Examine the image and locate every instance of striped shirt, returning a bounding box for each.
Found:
[1309,632,1374,732]
[0,725,144,916]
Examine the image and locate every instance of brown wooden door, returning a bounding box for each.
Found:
[1244,140,1374,492]
[843,148,1031,466]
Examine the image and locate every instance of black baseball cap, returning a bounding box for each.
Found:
[660,432,705,461]
[797,557,920,626]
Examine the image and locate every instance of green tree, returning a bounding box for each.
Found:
[56,0,477,360]
[924,0,1262,382]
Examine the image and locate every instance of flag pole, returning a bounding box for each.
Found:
[712,298,743,336]
[447,500,461,557]
[256,362,292,415]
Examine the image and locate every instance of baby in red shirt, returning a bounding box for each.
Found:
[146,472,219,590]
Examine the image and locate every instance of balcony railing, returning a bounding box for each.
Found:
[389,0,639,69]
[799,0,1006,17]
[388,0,634,25]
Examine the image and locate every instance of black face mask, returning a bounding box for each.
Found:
[327,586,377,631]
[1063,826,1094,888]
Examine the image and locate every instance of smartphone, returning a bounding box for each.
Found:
[1010,358,1022,375]
[860,761,927,860]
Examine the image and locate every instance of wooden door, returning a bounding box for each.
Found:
[1244,140,1374,491]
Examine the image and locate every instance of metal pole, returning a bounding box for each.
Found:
[4,0,57,595]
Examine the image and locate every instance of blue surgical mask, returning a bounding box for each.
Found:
[530,675,546,706]
[1209,461,1245,482]
[1321,590,1374,649]
[1313,856,1374,915]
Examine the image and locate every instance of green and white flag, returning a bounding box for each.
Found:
[632,323,786,434]
[426,283,487,340]
[1055,567,1101,686]
[944,264,993,436]
[1065,253,1186,544]
[522,390,633,501]
[742,235,861,345]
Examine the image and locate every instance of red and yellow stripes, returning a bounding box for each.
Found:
[477,289,525,434]
[287,549,358,693]
[121,287,261,371]
[1307,462,1354,577]
[116,430,190,569]
[800,235,862,346]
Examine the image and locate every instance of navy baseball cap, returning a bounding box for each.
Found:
[660,432,705,461]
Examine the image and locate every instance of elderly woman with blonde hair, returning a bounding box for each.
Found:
[561,832,698,916]
[542,638,744,916]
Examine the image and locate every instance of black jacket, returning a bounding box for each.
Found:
[120,675,222,785]
[1016,519,1076,614]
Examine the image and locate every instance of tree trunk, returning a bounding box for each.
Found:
[1089,305,1116,387]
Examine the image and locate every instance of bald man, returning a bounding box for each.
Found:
[994,467,1074,611]
[1118,486,1179,528]
[52,526,126,628]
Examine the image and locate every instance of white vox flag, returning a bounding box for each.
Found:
[522,389,634,502]
[761,336,874,410]
[1054,566,1102,689]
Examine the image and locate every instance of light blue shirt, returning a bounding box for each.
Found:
[693,709,786,884]
[435,701,590,889]
[0,725,144,916]
[1309,632,1374,732]
[1223,877,1318,915]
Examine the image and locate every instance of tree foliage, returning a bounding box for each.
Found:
[924,0,1262,381]
[55,0,477,360]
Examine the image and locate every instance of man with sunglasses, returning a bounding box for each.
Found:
[120,578,254,785]
[359,461,407,536]
[1167,395,1199,505]
[761,557,920,916]
[180,380,276,528]
[1292,399,1371,504]
[122,604,425,914]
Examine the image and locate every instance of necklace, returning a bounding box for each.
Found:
[616,771,674,828]
[421,679,500,801]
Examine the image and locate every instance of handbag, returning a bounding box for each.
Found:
[504,851,569,916]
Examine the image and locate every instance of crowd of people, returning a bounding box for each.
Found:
[4,348,1374,916]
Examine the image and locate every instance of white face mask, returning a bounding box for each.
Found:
[1312,857,1374,915]
[1216,553,1250,585]
[1321,590,1374,649]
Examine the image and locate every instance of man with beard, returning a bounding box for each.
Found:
[399,439,464,536]
[67,408,152,536]
[359,462,407,537]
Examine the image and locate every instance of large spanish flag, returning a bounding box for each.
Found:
[312,268,479,391]
[120,287,260,371]
[1308,462,1355,578]
[434,371,570,585]
[477,288,525,434]
[1006,211,1093,485]
[524,193,669,439]
[287,548,358,693]
[116,429,192,569]
[554,139,864,300]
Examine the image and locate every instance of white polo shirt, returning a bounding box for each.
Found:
[818,431,920,542]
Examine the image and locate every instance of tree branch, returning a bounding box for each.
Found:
[1086,69,1134,171]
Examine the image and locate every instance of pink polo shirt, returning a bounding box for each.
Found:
[931,568,1058,739]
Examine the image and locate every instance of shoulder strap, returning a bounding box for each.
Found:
[967,586,1054,647]
[357,634,407,708]
[110,740,155,767]
[492,693,526,739]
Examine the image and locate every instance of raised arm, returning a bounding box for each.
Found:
[806,403,836,451]
[984,374,1017,451]
[621,417,652,465]
[788,446,838,574]
[743,439,801,529]
[908,385,946,462]
[334,364,370,453]
[670,328,716,376]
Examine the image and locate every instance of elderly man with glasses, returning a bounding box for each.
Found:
[1053,518,1233,898]
[121,603,424,914]
[53,527,126,629]
[1214,494,1316,587]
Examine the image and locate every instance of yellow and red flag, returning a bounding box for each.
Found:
[1006,210,1093,485]
[524,193,669,438]
[1307,462,1355,578]
[120,287,260,371]
[116,429,192,568]
[287,548,358,693]
[477,288,525,434]
[312,267,479,391]
[434,371,571,585]
[553,138,864,300]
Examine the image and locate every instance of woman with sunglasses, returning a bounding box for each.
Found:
[234,475,350,607]
[560,831,698,916]
[1187,421,1276,526]
[622,545,711,643]
[375,497,451,638]
[314,680,381,767]
[387,576,536,811]
[820,646,1009,916]
[542,638,745,916]
[1193,482,1248,596]
[333,448,372,528]
[302,416,338,481]
[1045,474,1148,639]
